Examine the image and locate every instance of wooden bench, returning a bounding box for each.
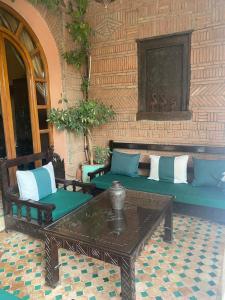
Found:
[89,140,225,224]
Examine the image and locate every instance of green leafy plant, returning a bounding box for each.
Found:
[63,0,91,99]
[28,0,116,166]
[27,0,91,99]
[94,146,111,165]
[48,100,115,165]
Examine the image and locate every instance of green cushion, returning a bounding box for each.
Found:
[13,188,92,221]
[0,290,20,300]
[218,180,225,192]
[92,173,225,210]
[150,155,188,184]
[82,164,104,183]
[159,156,175,183]
[110,150,140,177]
[192,158,225,187]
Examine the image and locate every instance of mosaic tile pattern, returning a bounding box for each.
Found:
[0,214,224,300]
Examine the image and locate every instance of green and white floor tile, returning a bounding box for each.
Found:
[0,214,224,300]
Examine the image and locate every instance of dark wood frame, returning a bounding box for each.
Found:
[88,140,225,224]
[0,149,95,238]
[137,31,192,121]
[43,190,173,300]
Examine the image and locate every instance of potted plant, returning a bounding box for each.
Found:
[48,99,115,181]
[82,146,111,182]
[94,146,111,165]
[46,0,115,180]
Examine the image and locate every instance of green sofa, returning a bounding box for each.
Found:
[89,141,225,224]
[92,173,225,211]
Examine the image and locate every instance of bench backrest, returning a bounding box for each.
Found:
[1,149,65,196]
[1,151,52,195]
[109,140,225,180]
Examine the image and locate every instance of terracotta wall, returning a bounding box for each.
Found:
[34,3,85,177]
[87,0,225,148]
[5,0,225,176]
[3,0,85,177]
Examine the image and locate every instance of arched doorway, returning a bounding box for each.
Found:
[0,3,52,159]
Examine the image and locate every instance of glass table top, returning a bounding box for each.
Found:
[44,189,172,255]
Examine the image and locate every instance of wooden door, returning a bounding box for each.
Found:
[0,4,52,160]
[0,33,16,159]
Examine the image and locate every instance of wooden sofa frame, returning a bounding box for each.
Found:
[89,140,225,224]
[1,149,95,238]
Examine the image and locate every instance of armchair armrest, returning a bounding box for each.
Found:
[55,178,74,189]
[73,181,96,194]
[55,178,96,194]
[88,164,111,180]
[6,192,55,225]
[7,193,55,210]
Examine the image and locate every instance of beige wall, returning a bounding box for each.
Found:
[87,0,225,148]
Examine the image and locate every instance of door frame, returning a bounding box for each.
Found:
[0,3,52,159]
[0,30,40,159]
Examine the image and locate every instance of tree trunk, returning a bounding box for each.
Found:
[86,129,93,165]
[84,134,89,163]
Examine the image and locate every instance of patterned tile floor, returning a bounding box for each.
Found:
[0,214,224,300]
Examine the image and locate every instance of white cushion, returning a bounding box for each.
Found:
[16,162,57,201]
[148,155,189,184]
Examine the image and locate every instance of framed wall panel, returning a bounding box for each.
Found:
[137,31,192,121]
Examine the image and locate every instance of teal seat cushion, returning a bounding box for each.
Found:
[13,188,92,221]
[110,150,140,177]
[0,289,20,299]
[92,173,225,210]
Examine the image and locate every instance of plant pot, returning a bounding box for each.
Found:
[82,164,104,183]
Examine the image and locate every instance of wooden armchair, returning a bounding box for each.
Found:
[1,150,95,238]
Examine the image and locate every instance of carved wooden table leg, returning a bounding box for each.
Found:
[45,235,59,287]
[164,202,173,242]
[120,257,136,300]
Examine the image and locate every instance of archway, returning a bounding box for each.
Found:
[0,1,65,159]
[0,3,52,159]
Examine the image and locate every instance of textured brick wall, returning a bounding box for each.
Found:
[87,0,225,148]
[29,0,225,175]
[33,4,85,177]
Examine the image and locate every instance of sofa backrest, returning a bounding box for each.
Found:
[109,140,225,182]
[1,147,66,195]
[0,150,52,196]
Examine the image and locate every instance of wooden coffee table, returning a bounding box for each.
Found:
[43,189,173,300]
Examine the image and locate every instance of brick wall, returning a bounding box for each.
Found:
[34,4,85,177]
[87,0,225,148]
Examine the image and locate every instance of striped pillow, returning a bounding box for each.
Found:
[16,162,57,201]
[148,155,189,184]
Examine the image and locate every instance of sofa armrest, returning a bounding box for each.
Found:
[55,178,95,194]
[6,193,55,225]
[88,164,111,180]
[55,178,75,190]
